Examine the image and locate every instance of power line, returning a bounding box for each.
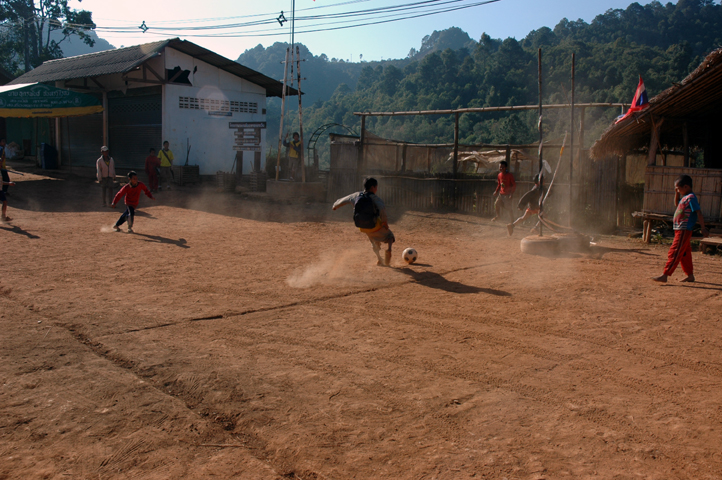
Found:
[84,0,501,38]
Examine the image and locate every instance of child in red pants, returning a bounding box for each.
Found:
[653,175,709,283]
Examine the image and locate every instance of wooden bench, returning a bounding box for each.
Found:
[700,237,722,254]
[633,211,722,243]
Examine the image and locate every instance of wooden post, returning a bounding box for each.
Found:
[235,151,243,185]
[538,48,544,236]
[643,220,650,243]
[453,112,459,178]
[358,115,365,181]
[401,143,407,172]
[453,112,460,209]
[275,47,290,180]
[296,45,306,183]
[102,91,108,147]
[578,106,586,205]
[569,52,575,227]
[647,116,664,166]
[683,122,689,168]
[55,117,61,166]
[617,153,627,227]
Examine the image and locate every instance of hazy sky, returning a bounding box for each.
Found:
[75,0,673,61]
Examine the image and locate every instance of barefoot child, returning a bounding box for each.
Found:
[507,175,544,236]
[111,171,154,233]
[0,179,16,222]
[653,174,709,283]
[332,177,396,266]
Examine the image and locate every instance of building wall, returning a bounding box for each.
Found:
[162,48,267,175]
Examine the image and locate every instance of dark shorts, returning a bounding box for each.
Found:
[0,191,6,202]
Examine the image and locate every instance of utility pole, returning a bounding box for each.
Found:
[538,48,543,237]
[23,16,31,72]
[275,47,290,180]
[296,45,305,183]
[569,53,575,228]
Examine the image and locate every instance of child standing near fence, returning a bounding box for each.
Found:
[653,174,709,283]
[492,161,516,223]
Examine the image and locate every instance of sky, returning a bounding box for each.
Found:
[74,0,674,62]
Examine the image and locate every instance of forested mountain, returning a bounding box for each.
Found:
[243,0,722,166]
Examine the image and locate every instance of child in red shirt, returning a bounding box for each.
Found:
[111,171,154,233]
[144,148,160,192]
[492,161,516,223]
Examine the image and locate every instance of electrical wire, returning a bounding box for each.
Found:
[123,0,501,38]
[65,0,498,34]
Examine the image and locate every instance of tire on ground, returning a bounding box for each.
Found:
[552,233,590,253]
[520,235,559,255]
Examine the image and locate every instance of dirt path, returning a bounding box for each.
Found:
[1,170,721,479]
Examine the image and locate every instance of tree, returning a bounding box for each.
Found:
[0,0,95,72]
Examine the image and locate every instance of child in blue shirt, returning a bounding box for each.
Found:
[653,175,709,283]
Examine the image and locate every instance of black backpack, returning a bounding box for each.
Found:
[353,192,379,229]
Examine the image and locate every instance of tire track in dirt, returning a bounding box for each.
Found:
[364,302,722,425]
[391,299,722,381]
[47,296,706,478]
[115,260,509,334]
[204,324,697,478]
[3,303,287,480]
[64,326,325,480]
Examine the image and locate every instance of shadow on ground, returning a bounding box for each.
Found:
[0,224,40,239]
[133,233,189,249]
[396,267,511,296]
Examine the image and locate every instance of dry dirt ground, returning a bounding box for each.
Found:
[1,168,722,480]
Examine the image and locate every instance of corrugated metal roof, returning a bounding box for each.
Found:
[8,38,296,98]
[590,48,722,159]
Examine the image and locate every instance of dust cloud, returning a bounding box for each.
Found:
[286,248,389,288]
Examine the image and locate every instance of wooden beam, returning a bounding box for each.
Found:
[168,68,184,83]
[353,103,627,117]
[143,62,165,83]
[89,77,104,90]
[647,116,664,166]
[683,122,689,167]
[121,75,164,85]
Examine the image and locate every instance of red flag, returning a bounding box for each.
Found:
[615,76,649,124]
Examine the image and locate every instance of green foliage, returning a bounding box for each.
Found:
[0,0,96,73]
[245,1,722,157]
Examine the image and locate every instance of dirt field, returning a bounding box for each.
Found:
[2,168,722,480]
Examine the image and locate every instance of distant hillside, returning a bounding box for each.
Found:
[51,29,115,58]
[244,0,722,170]
[236,27,477,106]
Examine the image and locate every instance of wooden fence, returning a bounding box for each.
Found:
[327,135,643,229]
[643,166,722,222]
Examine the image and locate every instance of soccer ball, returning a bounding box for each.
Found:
[402,247,418,264]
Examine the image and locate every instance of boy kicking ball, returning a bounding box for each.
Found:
[111,171,154,233]
[333,177,396,266]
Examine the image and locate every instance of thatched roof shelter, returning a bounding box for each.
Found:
[590,48,722,164]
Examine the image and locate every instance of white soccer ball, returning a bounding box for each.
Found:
[402,247,418,264]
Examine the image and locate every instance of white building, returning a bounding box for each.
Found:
[8,38,293,174]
